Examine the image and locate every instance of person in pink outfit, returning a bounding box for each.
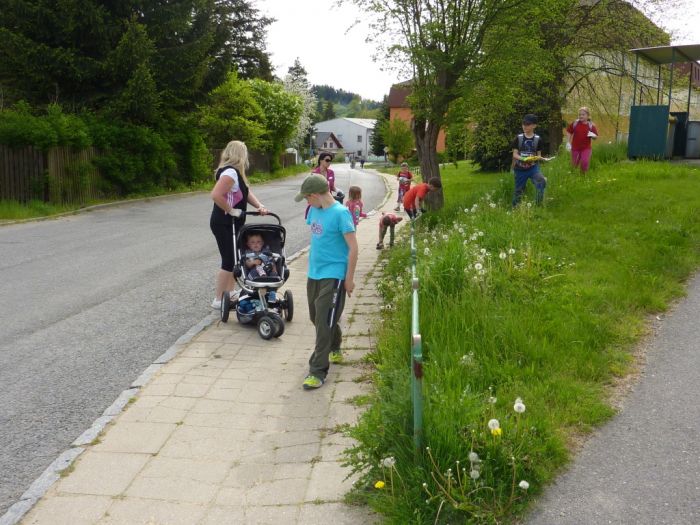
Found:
[345,186,367,227]
[566,107,598,173]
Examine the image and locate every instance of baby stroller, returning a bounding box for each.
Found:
[220,212,293,339]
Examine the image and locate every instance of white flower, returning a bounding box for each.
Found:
[463,240,469,246]
[464,208,470,213]
[478,269,485,276]
[472,276,478,282]
[508,248,516,255]
[499,252,507,260]
[519,480,530,490]
[514,398,526,413]
[381,456,396,468]
[442,234,449,241]
[474,262,483,271]
[424,247,430,255]
[487,418,500,430]
[488,396,497,404]
[470,469,480,480]
[470,234,477,241]
[489,202,496,208]
[526,202,532,208]
[468,452,479,462]
[478,231,484,237]
[480,248,486,255]
[460,353,474,366]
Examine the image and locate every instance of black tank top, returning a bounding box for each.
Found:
[210,166,249,226]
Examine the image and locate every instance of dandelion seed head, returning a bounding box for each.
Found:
[468,452,479,462]
[424,247,430,255]
[487,419,500,430]
[508,248,516,255]
[478,231,484,237]
[488,396,497,404]
[526,202,532,208]
[381,456,396,468]
[474,262,483,271]
[470,469,480,480]
[442,234,449,241]
[480,248,486,254]
[519,480,530,490]
[489,202,496,208]
[499,252,507,260]
[514,401,526,413]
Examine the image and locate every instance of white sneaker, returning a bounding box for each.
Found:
[211,298,222,309]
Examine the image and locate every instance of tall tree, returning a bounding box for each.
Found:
[322,100,336,121]
[370,96,390,156]
[284,58,317,152]
[343,0,521,206]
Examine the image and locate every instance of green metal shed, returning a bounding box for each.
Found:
[628,44,700,159]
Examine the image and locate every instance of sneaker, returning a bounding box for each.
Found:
[376,242,384,250]
[211,298,222,309]
[329,351,343,364]
[394,205,400,211]
[302,375,324,390]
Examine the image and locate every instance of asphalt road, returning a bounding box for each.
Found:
[523,273,700,525]
[0,164,386,516]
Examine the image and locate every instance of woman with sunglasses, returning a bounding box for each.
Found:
[312,152,336,193]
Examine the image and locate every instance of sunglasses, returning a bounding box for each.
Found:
[322,158,331,162]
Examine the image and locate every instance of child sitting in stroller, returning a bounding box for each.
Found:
[244,233,279,281]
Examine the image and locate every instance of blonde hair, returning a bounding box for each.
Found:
[578,107,591,117]
[217,140,250,184]
[348,185,362,200]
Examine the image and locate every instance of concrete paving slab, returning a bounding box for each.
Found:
[21,494,111,525]
[54,452,149,496]
[98,498,208,525]
[92,422,176,454]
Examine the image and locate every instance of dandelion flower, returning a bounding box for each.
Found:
[488,396,497,404]
[514,398,526,413]
[491,427,502,437]
[381,457,396,468]
[374,481,385,489]
[474,262,483,271]
[487,418,500,430]
[424,247,431,255]
[442,234,449,240]
[478,231,484,237]
[526,202,532,208]
[489,202,496,208]
[464,208,470,213]
[480,248,486,254]
[468,452,479,462]
[519,480,530,490]
[478,269,486,276]
[470,469,480,480]
[499,252,507,260]
[508,248,516,255]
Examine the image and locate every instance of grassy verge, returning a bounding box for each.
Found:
[0,163,310,221]
[346,152,700,523]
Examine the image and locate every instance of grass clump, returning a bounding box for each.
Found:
[345,158,700,523]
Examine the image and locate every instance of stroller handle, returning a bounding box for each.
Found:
[245,211,282,225]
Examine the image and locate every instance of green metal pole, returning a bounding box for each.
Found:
[410,220,424,454]
[632,53,639,107]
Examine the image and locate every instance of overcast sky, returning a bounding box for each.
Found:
[256,0,700,102]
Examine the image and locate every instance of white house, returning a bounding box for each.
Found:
[313,117,376,159]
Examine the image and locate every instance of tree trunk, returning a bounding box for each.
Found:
[413,118,444,209]
[548,101,564,154]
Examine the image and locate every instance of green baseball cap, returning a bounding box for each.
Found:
[294,174,329,202]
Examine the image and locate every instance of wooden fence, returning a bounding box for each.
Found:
[0,145,102,205]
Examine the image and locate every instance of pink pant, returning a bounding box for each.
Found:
[571,148,592,172]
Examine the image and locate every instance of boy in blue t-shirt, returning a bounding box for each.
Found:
[294,174,358,390]
[512,113,547,207]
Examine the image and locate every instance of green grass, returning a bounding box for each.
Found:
[0,163,310,221]
[345,157,700,523]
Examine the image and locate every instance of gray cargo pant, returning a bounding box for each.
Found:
[307,278,346,380]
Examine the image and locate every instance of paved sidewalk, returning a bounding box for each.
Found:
[17,174,398,525]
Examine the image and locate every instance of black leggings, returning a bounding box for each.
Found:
[211,222,235,272]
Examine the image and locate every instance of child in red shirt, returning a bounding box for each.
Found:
[402,177,442,219]
[376,212,403,249]
[565,107,598,173]
[394,162,413,211]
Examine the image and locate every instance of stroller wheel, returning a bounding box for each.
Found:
[268,311,285,338]
[257,315,277,340]
[283,290,294,322]
[221,291,230,323]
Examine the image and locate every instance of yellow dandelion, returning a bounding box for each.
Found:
[491,427,502,437]
[374,481,385,489]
